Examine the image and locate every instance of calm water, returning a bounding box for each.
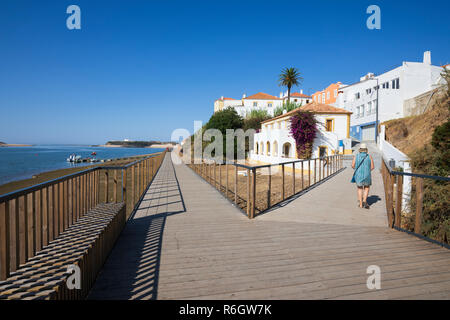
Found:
[0,145,164,186]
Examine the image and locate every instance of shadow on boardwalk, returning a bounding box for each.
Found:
[88,154,185,300]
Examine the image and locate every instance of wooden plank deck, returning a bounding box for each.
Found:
[88,152,450,300]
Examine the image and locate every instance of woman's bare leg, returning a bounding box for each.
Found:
[363,186,370,204]
[357,187,363,207]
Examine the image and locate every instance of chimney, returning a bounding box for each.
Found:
[242,93,246,99]
[423,51,431,65]
[279,92,283,98]
[221,96,224,100]
[300,89,303,94]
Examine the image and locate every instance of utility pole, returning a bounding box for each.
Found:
[375,77,379,143]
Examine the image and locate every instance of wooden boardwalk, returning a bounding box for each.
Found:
[88,152,450,300]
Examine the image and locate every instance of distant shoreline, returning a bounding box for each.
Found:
[0,143,33,147]
[94,143,174,149]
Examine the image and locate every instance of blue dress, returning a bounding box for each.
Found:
[353,152,372,187]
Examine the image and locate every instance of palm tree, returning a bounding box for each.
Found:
[278,67,303,103]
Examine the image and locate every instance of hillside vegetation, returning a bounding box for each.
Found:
[383,95,449,156]
[106,140,175,148]
[383,70,449,244]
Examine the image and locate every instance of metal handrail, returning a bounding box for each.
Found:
[382,157,450,182]
[0,152,163,202]
[197,155,339,170]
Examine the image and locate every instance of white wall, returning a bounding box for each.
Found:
[250,113,350,162]
[378,125,411,210]
[335,56,445,131]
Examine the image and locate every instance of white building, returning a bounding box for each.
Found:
[214,91,311,117]
[335,51,446,141]
[249,102,353,165]
[213,97,242,113]
[281,90,312,105]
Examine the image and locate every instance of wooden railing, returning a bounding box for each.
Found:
[0,151,166,281]
[381,157,450,245]
[187,154,343,219]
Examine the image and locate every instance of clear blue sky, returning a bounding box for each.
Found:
[1,0,449,144]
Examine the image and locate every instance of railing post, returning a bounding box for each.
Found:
[12,198,19,271]
[308,160,311,187]
[314,159,317,184]
[140,161,143,197]
[247,168,251,217]
[292,162,295,195]
[268,166,272,208]
[234,165,238,205]
[0,201,10,280]
[104,170,109,203]
[251,168,256,219]
[114,170,118,203]
[226,163,229,198]
[319,158,322,181]
[42,187,48,247]
[122,168,127,204]
[219,163,222,192]
[395,175,403,228]
[415,177,424,234]
[301,161,304,190]
[18,194,28,264]
[131,165,135,207]
[48,186,54,242]
[387,171,394,227]
[282,163,285,200]
[35,189,42,252]
[327,157,330,177]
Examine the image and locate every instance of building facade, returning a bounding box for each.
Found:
[312,82,345,105]
[249,102,352,165]
[335,51,445,141]
[213,97,242,113]
[214,91,311,117]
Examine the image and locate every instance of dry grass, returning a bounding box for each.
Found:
[187,161,339,215]
[383,97,450,156]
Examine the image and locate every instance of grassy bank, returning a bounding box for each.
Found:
[0,154,154,196]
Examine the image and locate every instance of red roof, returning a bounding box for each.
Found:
[261,102,351,124]
[244,92,281,100]
[290,92,311,98]
[215,97,236,101]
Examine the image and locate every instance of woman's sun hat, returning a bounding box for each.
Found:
[359,143,368,151]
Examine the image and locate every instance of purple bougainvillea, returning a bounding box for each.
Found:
[289,111,319,159]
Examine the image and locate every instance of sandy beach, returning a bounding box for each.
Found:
[146,143,175,149]
[94,143,174,149]
[94,144,124,148]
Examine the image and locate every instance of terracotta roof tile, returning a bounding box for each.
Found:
[215,97,236,101]
[261,102,351,124]
[244,92,281,100]
[290,92,311,98]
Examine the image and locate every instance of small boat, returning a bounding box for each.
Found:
[91,152,97,156]
[67,154,82,163]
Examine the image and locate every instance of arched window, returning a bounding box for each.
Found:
[260,142,264,155]
[256,142,259,154]
[282,142,292,158]
[266,141,271,156]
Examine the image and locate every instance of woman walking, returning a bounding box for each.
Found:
[351,143,374,209]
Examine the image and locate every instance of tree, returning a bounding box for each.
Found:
[289,110,319,159]
[279,67,303,103]
[204,107,244,159]
[243,109,270,131]
[205,107,243,134]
